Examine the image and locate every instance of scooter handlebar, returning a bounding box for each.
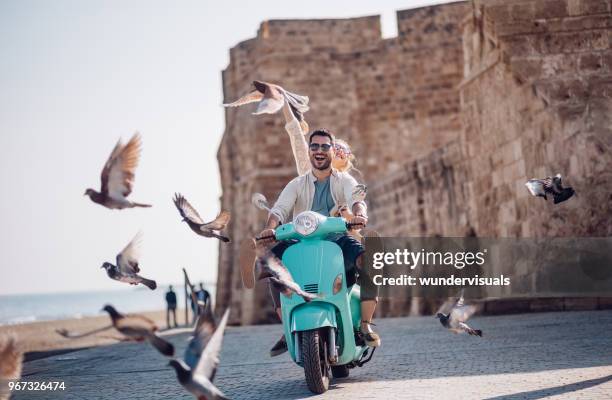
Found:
[346,222,364,230]
[255,234,276,242]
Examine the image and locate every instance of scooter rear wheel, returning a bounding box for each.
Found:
[302,330,330,394]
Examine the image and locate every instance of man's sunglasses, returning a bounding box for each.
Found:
[309,143,333,152]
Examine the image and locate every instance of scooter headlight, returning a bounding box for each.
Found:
[294,211,321,236]
[332,273,343,295]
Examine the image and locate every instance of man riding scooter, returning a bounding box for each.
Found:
[241,128,380,356]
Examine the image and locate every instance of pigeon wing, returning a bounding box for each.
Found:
[185,301,217,370]
[283,90,310,114]
[116,232,142,274]
[436,297,456,315]
[193,309,230,382]
[351,184,368,203]
[450,304,477,325]
[264,254,316,301]
[455,288,465,307]
[525,179,546,197]
[0,335,22,380]
[253,84,284,115]
[173,193,205,225]
[102,133,142,200]
[115,313,157,332]
[223,90,264,108]
[201,211,230,231]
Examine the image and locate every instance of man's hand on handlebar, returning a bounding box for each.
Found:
[256,228,277,245]
[348,215,368,229]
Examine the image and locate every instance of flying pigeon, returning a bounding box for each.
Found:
[255,247,317,302]
[435,289,482,337]
[101,232,157,290]
[330,184,368,220]
[84,133,152,209]
[184,301,217,367]
[173,193,231,243]
[224,80,310,132]
[102,305,174,356]
[351,184,367,203]
[168,309,230,400]
[525,173,575,204]
[251,192,271,213]
[0,334,22,394]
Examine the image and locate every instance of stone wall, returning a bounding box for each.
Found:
[217,0,612,324]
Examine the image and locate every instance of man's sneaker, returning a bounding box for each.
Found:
[360,322,381,348]
[239,238,257,289]
[270,334,288,357]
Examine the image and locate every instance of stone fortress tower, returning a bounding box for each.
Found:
[217,0,612,324]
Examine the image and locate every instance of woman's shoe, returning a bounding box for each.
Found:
[360,321,381,347]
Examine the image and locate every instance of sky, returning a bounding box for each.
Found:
[0,0,455,296]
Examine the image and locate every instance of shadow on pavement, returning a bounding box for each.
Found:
[483,374,612,400]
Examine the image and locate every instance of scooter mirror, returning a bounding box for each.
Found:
[351,184,367,202]
[251,192,271,212]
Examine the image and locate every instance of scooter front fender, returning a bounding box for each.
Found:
[290,302,337,333]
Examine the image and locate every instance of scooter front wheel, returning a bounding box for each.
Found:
[301,329,330,394]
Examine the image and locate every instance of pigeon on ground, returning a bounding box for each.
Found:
[255,247,317,302]
[0,334,22,393]
[101,232,157,290]
[102,305,174,356]
[224,80,310,132]
[525,173,575,204]
[84,133,152,209]
[173,193,231,243]
[168,309,230,400]
[435,289,482,337]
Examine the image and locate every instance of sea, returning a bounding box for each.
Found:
[0,284,216,325]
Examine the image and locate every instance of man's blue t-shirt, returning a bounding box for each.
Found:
[311,176,335,217]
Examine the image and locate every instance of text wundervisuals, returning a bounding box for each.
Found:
[373,274,511,287]
[372,249,488,270]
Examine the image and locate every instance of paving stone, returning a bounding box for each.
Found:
[13,310,612,399]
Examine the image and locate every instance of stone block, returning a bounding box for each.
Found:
[535,0,569,19]
[564,297,599,310]
[530,297,565,311]
[568,0,611,15]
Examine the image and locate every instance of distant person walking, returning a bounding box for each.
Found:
[165,285,178,328]
[191,283,211,323]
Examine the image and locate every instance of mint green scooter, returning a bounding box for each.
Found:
[252,195,375,394]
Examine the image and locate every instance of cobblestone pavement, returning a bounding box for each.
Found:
[14,310,612,399]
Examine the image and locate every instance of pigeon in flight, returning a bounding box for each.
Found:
[255,247,317,302]
[436,290,482,337]
[525,173,575,204]
[102,305,174,356]
[173,193,231,243]
[0,334,22,393]
[101,232,157,290]
[351,184,367,203]
[224,80,310,133]
[84,133,152,209]
[168,309,230,400]
[251,192,272,213]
